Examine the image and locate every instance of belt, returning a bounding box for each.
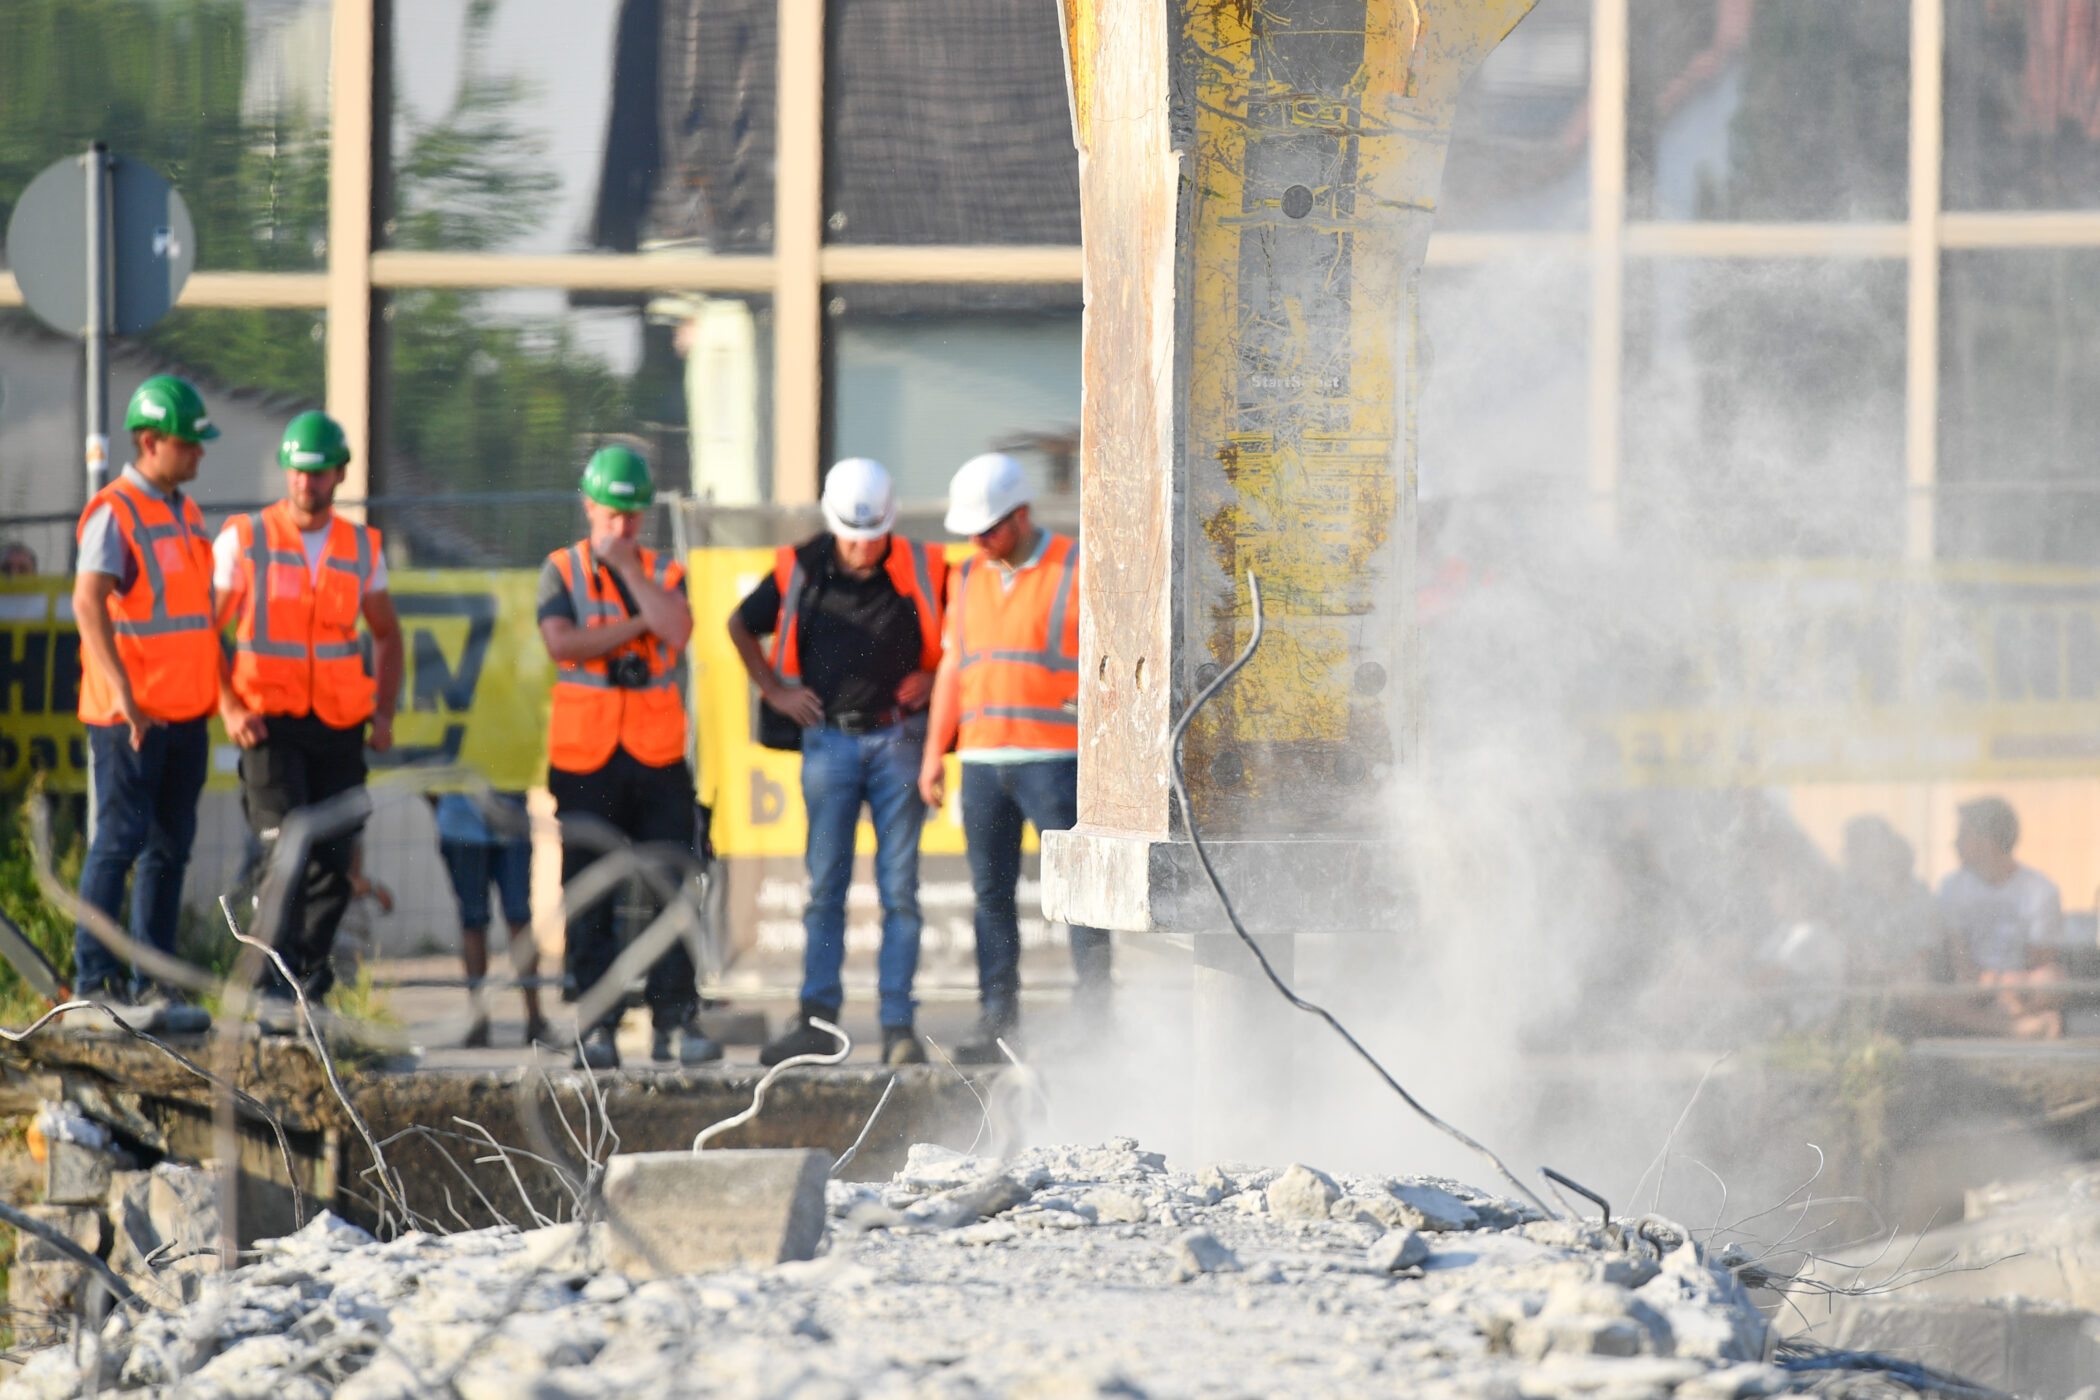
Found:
[828,706,908,737]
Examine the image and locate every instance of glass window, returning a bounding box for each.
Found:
[1626,0,1908,222]
[1620,257,1906,556]
[0,0,331,273]
[827,290,1080,511]
[0,306,325,569]
[1945,0,2100,211]
[388,0,651,254]
[1439,0,1592,231]
[1939,251,2100,564]
[376,287,770,566]
[822,0,1078,247]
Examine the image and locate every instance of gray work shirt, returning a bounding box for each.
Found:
[75,466,175,593]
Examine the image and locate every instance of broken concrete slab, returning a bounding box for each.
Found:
[43,1139,115,1206]
[15,1204,106,1264]
[600,1148,830,1278]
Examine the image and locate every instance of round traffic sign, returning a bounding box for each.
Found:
[5,152,194,337]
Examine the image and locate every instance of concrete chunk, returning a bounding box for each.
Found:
[44,1138,115,1205]
[15,1204,106,1263]
[1265,1163,1339,1220]
[601,1148,830,1279]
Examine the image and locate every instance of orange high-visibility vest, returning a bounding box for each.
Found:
[224,501,382,728]
[952,532,1080,751]
[74,476,219,725]
[546,541,689,772]
[769,537,946,682]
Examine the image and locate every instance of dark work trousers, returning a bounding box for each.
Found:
[238,714,367,1000]
[75,717,210,992]
[548,746,700,1033]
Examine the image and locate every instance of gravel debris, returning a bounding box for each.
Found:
[0,1137,1904,1398]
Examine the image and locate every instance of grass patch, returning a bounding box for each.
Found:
[0,791,81,1022]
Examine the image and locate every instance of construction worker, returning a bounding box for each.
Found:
[214,411,403,1021]
[918,453,1110,1062]
[728,458,947,1067]
[538,446,719,1070]
[70,376,222,1014]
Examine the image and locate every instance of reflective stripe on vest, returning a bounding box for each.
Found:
[75,478,219,724]
[546,541,688,771]
[953,534,1080,748]
[227,503,379,727]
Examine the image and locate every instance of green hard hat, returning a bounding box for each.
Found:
[124,375,220,442]
[279,411,351,471]
[579,445,654,510]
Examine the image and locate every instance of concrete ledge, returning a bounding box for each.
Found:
[1041,826,1411,935]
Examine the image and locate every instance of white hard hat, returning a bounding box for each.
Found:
[821,457,897,541]
[944,452,1035,536]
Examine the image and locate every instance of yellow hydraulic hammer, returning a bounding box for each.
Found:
[1046,0,1536,942]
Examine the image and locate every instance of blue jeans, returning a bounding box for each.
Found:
[800,717,928,1028]
[76,717,209,991]
[959,755,1112,1026]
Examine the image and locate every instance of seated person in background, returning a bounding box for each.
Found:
[1837,815,1943,983]
[434,791,547,1048]
[0,541,36,576]
[1937,796,2063,1038]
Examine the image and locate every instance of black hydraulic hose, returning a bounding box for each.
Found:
[1168,572,1556,1220]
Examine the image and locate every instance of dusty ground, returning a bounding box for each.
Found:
[0,1138,1970,1400]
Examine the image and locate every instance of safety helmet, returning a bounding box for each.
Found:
[278,411,351,471]
[579,445,655,511]
[124,375,220,442]
[821,457,897,541]
[943,452,1034,536]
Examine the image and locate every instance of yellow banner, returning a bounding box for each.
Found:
[0,572,551,793]
[18,559,2100,813]
[1609,563,2100,786]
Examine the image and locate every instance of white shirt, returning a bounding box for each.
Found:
[211,517,389,595]
[1937,864,2062,973]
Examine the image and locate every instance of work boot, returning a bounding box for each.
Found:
[949,1016,1015,1066]
[574,1023,620,1071]
[134,983,212,1036]
[652,1013,724,1066]
[882,1025,927,1066]
[760,1003,844,1066]
[251,991,305,1038]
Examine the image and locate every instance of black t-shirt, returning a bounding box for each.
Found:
[735,537,923,717]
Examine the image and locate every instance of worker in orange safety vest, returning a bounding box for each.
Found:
[70,375,224,1016]
[215,411,402,1025]
[538,445,719,1072]
[918,452,1110,1062]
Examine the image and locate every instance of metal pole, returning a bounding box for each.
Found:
[83,143,111,500]
[82,142,111,851]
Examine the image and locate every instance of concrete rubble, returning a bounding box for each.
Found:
[1787,1164,2100,1396]
[0,1136,1963,1399]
